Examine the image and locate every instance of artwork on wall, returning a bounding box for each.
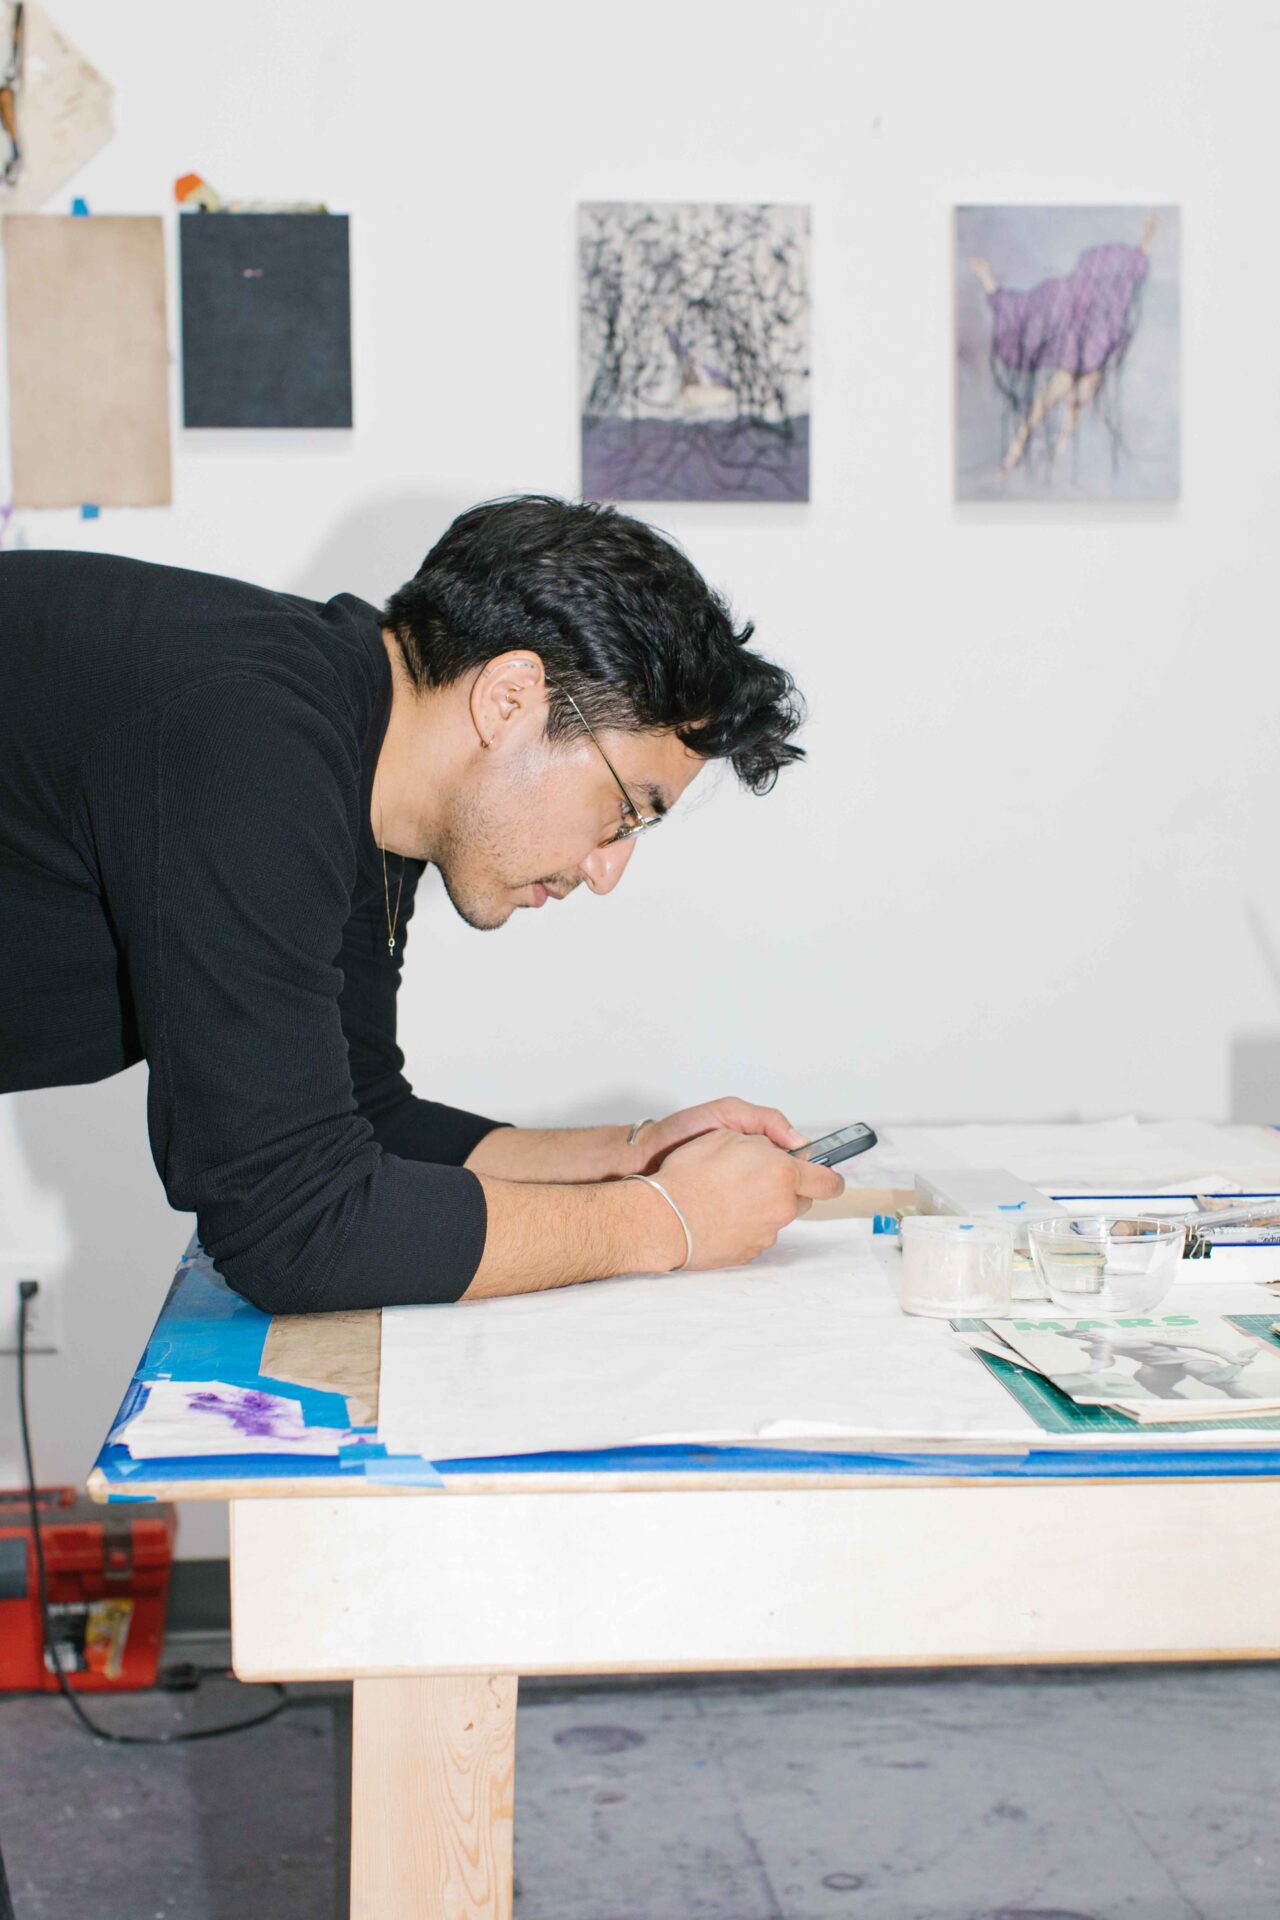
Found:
[0,2,114,214]
[4,213,170,506]
[579,200,810,504]
[954,205,1180,502]
[179,212,353,429]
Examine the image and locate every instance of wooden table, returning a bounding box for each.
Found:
[90,1198,1280,1920]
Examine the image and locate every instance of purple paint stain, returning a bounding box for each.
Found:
[189,1387,289,1438]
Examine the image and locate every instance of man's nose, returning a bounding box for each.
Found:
[580,836,638,895]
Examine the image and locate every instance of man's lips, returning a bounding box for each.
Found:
[527,881,574,906]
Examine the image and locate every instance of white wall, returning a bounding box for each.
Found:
[5,0,1280,1553]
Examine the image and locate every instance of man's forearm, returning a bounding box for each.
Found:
[462,1174,683,1299]
[465,1123,642,1184]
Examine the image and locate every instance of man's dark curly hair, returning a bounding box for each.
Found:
[381,495,803,793]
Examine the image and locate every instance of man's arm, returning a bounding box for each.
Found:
[464,1130,843,1299]
[464,1175,679,1295]
[465,1097,809,1184]
[465,1124,637,1182]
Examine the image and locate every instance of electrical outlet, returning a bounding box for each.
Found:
[0,1271,62,1355]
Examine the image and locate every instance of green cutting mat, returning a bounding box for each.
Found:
[954,1314,1280,1437]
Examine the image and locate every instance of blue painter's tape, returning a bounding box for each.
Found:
[358,1458,448,1488]
[95,1447,365,1486]
[135,1251,348,1428]
[429,1440,1280,1480]
[432,1442,1002,1477]
[90,1428,1280,1492]
[80,504,100,520]
[106,1376,151,1442]
[98,1451,145,1477]
[71,197,89,216]
[139,1260,268,1381]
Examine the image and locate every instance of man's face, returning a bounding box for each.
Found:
[433,719,705,931]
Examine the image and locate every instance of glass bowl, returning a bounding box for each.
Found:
[1027,1215,1186,1314]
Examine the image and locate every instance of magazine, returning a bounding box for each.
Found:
[983,1314,1280,1424]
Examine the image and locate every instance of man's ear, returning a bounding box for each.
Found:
[468,652,547,753]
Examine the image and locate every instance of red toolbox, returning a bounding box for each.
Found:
[0,1488,177,1692]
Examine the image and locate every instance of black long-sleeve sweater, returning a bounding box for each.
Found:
[0,551,504,1311]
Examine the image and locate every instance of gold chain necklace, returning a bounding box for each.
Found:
[378,796,405,958]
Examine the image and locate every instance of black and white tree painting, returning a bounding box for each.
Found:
[580,201,810,503]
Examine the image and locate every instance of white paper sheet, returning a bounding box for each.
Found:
[842,1117,1280,1195]
[376,1216,1280,1463]
[115,1380,354,1458]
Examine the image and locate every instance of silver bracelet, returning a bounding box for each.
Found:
[626,1117,653,1147]
[625,1173,694,1273]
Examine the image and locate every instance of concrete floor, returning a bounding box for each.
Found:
[1,1658,1277,1919]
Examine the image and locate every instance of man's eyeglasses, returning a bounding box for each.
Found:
[557,687,663,845]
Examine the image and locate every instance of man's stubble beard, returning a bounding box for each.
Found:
[436,859,509,932]
[431,782,583,931]
[431,793,518,933]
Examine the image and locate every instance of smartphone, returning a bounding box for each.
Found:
[790,1122,878,1168]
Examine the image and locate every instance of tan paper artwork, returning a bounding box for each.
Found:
[4,212,172,506]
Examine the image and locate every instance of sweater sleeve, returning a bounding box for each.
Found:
[336,860,508,1165]
[81,676,490,1314]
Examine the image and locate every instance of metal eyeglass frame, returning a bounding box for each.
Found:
[556,686,663,844]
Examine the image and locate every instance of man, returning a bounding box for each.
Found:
[0,496,840,1313]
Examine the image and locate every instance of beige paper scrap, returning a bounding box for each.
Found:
[0,2,114,215]
[5,212,172,506]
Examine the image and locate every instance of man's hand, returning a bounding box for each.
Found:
[640,1128,844,1271]
[634,1097,806,1172]
[463,1128,844,1300]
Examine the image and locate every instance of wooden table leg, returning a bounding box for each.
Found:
[350,1673,517,1920]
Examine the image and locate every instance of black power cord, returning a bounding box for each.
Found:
[0,1824,14,1920]
[14,1279,290,1745]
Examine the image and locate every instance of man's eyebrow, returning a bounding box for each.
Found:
[636,783,670,817]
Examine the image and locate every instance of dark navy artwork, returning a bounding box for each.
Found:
[180,212,353,429]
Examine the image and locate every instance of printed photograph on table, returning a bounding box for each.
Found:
[954,204,1180,502]
[988,1316,1280,1423]
[580,200,810,503]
